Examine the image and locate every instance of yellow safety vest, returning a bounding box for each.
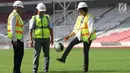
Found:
[75,13,97,42]
[7,11,23,40]
[32,14,50,39]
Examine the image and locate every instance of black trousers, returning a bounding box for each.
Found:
[11,40,24,73]
[61,37,92,71]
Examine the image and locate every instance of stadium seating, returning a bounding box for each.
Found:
[0,0,40,2]
[0,0,14,2]
[0,13,9,23]
[0,12,33,23]
[52,5,130,43]
[89,7,111,17]
[0,25,6,35]
[94,29,130,42]
[22,12,34,20]
[0,5,130,45]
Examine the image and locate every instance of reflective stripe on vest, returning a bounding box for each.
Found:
[33,14,50,39]
[7,12,23,40]
[79,14,96,42]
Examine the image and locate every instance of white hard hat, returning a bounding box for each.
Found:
[77,2,88,10]
[36,3,46,11]
[13,1,24,8]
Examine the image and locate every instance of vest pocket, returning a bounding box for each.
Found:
[42,29,50,38]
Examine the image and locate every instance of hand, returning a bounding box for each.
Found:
[88,33,92,43]
[64,36,70,41]
[88,37,90,43]
[29,40,33,47]
[13,41,18,46]
[50,38,54,46]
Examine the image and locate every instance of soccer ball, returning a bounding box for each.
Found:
[54,42,64,52]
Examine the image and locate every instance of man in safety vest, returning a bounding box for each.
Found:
[29,3,53,73]
[7,1,24,73]
[57,2,96,72]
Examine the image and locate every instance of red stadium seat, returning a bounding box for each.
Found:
[94,30,130,42]
[0,12,33,23]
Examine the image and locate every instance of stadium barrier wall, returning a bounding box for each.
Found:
[50,42,130,48]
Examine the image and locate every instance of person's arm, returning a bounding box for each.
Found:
[48,19,54,46]
[29,17,35,47]
[88,16,95,40]
[10,15,17,41]
[64,24,78,40]
[10,15,18,46]
[50,28,53,46]
[29,31,33,41]
[64,16,80,40]
[64,32,75,40]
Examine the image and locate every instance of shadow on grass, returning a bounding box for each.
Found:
[38,71,82,73]
[90,70,130,72]
[38,70,130,73]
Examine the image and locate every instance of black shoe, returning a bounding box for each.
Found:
[56,58,65,63]
[32,70,37,73]
[13,72,21,73]
[83,69,88,72]
[44,70,48,72]
[13,70,21,73]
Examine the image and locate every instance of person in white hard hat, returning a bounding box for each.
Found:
[29,3,53,73]
[7,1,24,73]
[57,2,96,72]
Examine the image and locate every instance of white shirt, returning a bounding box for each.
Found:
[9,10,23,42]
[29,15,53,32]
[87,16,95,34]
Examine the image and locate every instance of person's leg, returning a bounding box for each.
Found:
[17,40,24,73]
[57,37,82,63]
[83,41,92,72]
[42,38,50,72]
[12,41,19,73]
[33,39,42,73]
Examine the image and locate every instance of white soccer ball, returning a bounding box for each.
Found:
[54,42,64,52]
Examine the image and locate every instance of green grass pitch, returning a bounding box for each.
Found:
[0,48,130,73]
